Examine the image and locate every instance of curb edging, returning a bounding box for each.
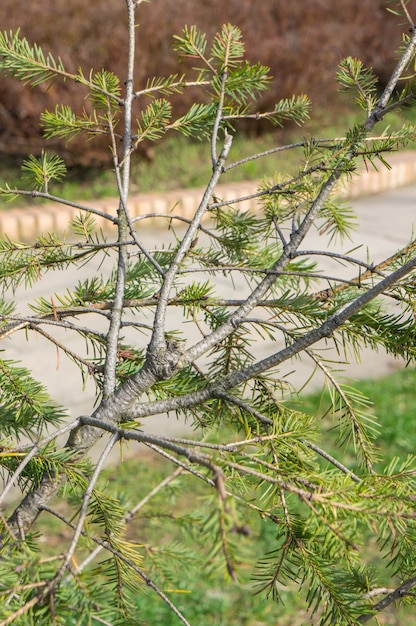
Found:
[1,151,416,241]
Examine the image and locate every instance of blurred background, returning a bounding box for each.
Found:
[0,0,407,167]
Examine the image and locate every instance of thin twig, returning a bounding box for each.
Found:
[358,577,416,623]
[40,501,193,626]
[101,0,137,398]
[304,440,361,483]
[73,466,183,574]
[223,134,403,172]
[211,70,228,167]
[134,78,210,98]
[312,239,416,301]
[0,189,118,224]
[148,133,232,353]
[305,349,374,473]
[54,432,119,582]
[399,0,415,30]
[31,325,97,374]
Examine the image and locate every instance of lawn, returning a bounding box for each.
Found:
[71,367,416,626]
[2,103,415,208]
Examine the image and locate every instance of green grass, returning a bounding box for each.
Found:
[2,100,415,209]
[292,366,416,465]
[0,130,298,208]
[20,367,415,624]
[71,367,415,626]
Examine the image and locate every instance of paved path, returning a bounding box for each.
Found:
[1,165,415,469]
[5,183,415,411]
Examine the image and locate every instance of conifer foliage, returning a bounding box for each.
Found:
[0,1,416,624]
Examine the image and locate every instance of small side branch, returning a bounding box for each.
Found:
[127,253,416,419]
[211,70,228,167]
[358,576,416,623]
[148,133,232,354]
[365,28,416,129]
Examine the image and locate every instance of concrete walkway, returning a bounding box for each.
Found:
[1,153,415,440]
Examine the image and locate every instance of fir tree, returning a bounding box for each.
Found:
[0,1,416,624]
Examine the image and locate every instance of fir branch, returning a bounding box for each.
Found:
[358,576,416,623]
[126,254,416,420]
[39,504,193,626]
[0,30,123,104]
[0,418,80,508]
[136,74,210,97]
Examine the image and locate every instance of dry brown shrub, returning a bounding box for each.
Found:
[0,0,405,166]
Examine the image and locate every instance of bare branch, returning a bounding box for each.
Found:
[101,0,136,398]
[365,28,416,128]
[358,577,416,623]
[53,432,119,584]
[148,133,232,353]
[127,254,416,419]
[0,189,118,224]
[211,69,228,167]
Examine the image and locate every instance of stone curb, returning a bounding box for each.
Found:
[1,151,416,241]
